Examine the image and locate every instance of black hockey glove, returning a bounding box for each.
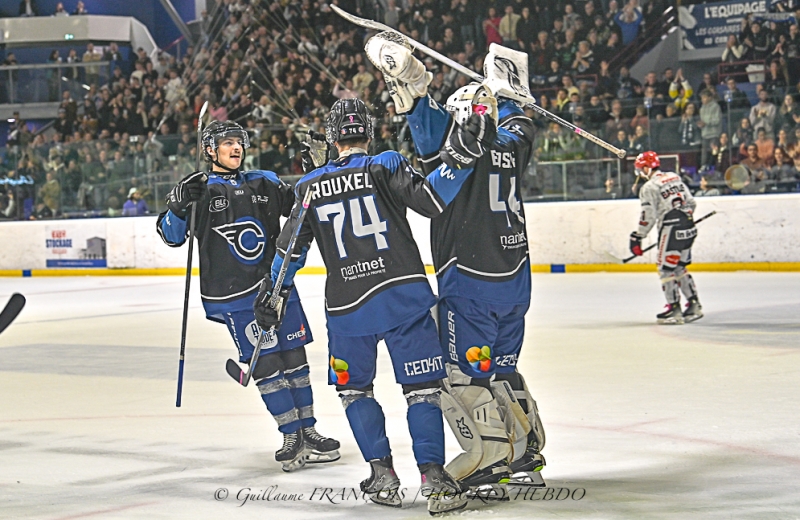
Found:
[300,130,329,174]
[166,171,206,218]
[440,113,498,170]
[629,232,643,256]
[253,277,292,331]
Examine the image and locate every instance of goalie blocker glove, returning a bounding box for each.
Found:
[300,130,330,174]
[167,170,206,218]
[253,277,291,331]
[441,113,498,170]
[629,232,643,256]
[365,32,432,113]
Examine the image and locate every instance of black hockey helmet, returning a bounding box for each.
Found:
[202,120,250,164]
[325,98,374,145]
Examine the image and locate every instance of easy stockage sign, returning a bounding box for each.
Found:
[679,0,768,51]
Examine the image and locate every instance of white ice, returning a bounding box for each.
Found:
[1,272,799,519]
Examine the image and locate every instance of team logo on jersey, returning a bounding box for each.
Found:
[209,196,229,212]
[246,319,278,349]
[212,217,266,265]
[466,346,492,372]
[286,324,306,341]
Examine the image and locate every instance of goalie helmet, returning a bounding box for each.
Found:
[444,83,498,127]
[202,120,250,163]
[634,151,660,177]
[325,98,374,145]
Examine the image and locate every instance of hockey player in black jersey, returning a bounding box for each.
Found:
[366,36,547,494]
[254,98,497,514]
[156,120,339,472]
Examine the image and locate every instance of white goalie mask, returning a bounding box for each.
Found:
[444,83,498,127]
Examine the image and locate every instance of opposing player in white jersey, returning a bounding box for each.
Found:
[629,151,703,324]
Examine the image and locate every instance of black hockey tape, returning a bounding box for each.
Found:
[252,352,285,381]
[401,380,442,395]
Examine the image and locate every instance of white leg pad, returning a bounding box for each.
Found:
[491,379,532,462]
[513,374,545,451]
[440,378,511,481]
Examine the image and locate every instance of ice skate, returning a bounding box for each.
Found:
[302,426,341,464]
[657,303,684,325]
[683,297,703,323]
[505,451,546,487]
[361,456,402,508]
[460,460,510,501]
[276,429,308,472]
[419,463,467,515]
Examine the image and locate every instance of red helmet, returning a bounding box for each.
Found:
[634,151,660,170]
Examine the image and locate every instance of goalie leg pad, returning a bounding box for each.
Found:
[338,387,391,462]
[490,379,532,462]
[440,375,511,481]
[496,371,546,452]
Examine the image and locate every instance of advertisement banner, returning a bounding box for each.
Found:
[679,0,769,52]
[45,222,107,268]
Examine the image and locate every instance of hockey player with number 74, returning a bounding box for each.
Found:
[253,97,497,514]
[365,35,548,497]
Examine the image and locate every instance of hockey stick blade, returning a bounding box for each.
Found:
[0,293,25,334]
[225,359,246,385]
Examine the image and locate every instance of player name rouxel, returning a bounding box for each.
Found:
[309,172,373,201]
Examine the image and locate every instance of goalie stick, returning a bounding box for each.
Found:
[331,5,626,159]
[225,185,314,387]
[175,100,208,408]
[605,211,717,264]
[0,293,25,335]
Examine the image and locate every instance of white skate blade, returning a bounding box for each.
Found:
[427,494,468,515]
[657,316,684,325]
[305,449,341,463]
[366,488,402,508]
[465,483,508,501]
[505,470,546,487]
[281,455,307,472]
[683,312,703,323]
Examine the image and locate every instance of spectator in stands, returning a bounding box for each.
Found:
[722,35,745,64]
[611,129,630,157]
[614,2,643,46]
[616,66,640,101]
[741,143,768,179]
[595,60,618,99]
[517,8,536,55]
[764,60,788,103]
[605,99,629,139]
[122,187,148,216]
[755,128,775,165]
[694,176,721,196]
[778,93,800,130]
[499,6,521,48]
[669,68,694,111]
[698,90,722,167]
[18,0,39,17]
[724,78,752,111]
[679,103,701,150]
[572,41,596,74]
[628,125,647,154]
[770,146,792,181]
[709,133,732,173]
[483,7,503,47]
[749,88,777,138]
[629,105,649,132]
[53,2,68,17]
[73,1,87,15]
[83,43,101,86]
[733,117,754,155]
[696,73,719,101]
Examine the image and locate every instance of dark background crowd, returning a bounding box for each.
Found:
[1,0,798,220]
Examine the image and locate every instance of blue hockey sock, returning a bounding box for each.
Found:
[285,365,316,428]
[407,402,445,465]
[344,397,391,462]
[256,372,302,434]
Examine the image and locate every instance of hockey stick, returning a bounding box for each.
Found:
[331,5,625,159]
[175,100,209,408]
[225,185,314,387]
[605,210,718,264]
[0,293,25,335]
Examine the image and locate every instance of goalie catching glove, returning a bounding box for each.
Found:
[300,130,329,174]
[253,277,291,331]
[365,32,432,113]
[441,112,497,170]
[166,170,206,218]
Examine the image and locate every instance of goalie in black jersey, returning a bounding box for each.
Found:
[366,35,547,494]
[156,120,339,472]
[254,98,497,514]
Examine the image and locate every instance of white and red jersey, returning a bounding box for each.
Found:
[636,169,697,237]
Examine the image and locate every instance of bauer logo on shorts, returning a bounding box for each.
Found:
[212,217,266,265]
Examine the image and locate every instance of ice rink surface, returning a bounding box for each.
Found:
[1,272,799,520]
